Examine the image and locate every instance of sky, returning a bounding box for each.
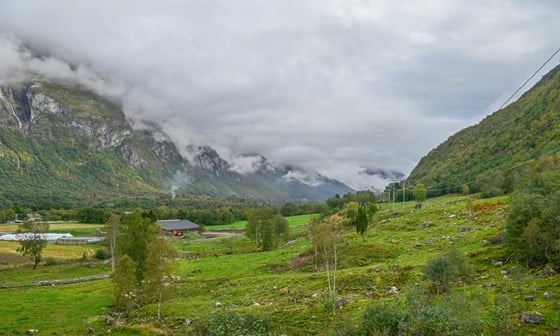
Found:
[0,0,559,190]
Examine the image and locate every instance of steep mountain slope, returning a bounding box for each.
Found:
[0,80,353,208]
[408,64,560,195]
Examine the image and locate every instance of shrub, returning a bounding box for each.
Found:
[361,301,406,336]
[94,248,111,260]
[194,312,271,336]
[505,172,560,267]
[44,257,58,266]
[327,317,359,336]
[405,293,483,336]
[423,249,472,294]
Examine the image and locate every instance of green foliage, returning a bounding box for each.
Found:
[408,64,560,197]
[361,301,406,336]
[423,248,472,294]
[327,318,360,336]
[117,212,159,284]
[405,291,484,336]
[76,207,110,224]
[143,236,177,308]
[246,209,290,251]
[113,254,138,311]
[413,183,427,202]
[193,312,271,336]
[505,172,560,266]
[44,257,58,266]
[16,220,49,269]
[115,211,176,313]
[361,291,483,336]
[462,184,470,195]
[355,204,368,240]
[93,248,111,260]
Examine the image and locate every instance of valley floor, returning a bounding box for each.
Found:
[1,196,559,335]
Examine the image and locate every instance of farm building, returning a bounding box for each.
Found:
[156,219,199,236]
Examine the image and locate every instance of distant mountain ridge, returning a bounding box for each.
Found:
[0,79,353,209]
[408,64,560,195]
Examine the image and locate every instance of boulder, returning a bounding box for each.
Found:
[520,312,543,324]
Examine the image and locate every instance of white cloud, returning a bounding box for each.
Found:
[0,1,559,189]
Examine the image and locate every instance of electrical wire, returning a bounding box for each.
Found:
[400,45,560,193]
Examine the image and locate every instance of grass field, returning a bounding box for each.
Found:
[206,213,318,232]
[1,200,559,335]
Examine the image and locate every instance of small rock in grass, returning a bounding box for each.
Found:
[493,261,504,267]
[335,299,345,308]
[184,319,192,326]
[520,312,543,324]
[524,296,536,302]
[215,301,222,307]
[544,292,556,299]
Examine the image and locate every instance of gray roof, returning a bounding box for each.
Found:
[156,219,199,231]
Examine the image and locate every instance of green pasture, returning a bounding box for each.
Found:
[1,198,559,335]
[206,213,318,232]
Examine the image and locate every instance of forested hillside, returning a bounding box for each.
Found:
[408,64,560,196]
[0,80,353,209]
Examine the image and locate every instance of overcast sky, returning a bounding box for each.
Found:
[1,1,559,189]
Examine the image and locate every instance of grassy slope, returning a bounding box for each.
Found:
[0,202,559,335]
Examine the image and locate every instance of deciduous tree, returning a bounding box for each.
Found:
[16,220,49,269]
[413,183,427,203]
[246,209,290,251]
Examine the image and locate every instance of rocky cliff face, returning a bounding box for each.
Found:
[0,79,353,208]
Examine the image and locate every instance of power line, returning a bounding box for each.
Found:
[498,46,560,111]
[405,45,560,191]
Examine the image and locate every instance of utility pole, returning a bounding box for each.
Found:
[392,181,396,212]
[402,180,406,209]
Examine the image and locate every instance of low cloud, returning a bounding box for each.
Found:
[1,1,559,190]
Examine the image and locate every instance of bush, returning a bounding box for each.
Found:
[423,249,472,294]
[94,248,111,260]
[327,318,359,336]
[405,292,483,336]
[360,291,483,336]
[361,301,406,336]
[505,172,560,267]
[44,257,58,266]
[193,312,271,336]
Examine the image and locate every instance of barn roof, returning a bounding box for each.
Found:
[156,219,199,231]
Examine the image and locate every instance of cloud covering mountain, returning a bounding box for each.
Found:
[1,1,559,189]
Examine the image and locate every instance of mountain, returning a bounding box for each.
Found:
[408,64,560,195]
[0,80,353,209]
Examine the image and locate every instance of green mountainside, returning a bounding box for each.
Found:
[408,64,560,195]
[0,80,353,209]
